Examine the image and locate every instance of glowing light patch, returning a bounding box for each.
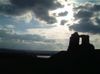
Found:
[49,0,74,25]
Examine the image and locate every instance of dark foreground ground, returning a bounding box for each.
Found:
[0,32,99,74]
[0,48,99,74]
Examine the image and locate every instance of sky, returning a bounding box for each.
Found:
[0,0,100,51]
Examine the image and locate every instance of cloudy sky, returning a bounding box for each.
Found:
[0,0,100,51]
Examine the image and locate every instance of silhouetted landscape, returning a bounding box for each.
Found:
[0,32,100,74]
[0,0,100,73]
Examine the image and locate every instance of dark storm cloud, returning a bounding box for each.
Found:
[10,0,62,9]
[70,18,100,34]
[60,20,67,25]
[69,3,100,34]
[0,4,26,15]
[58,11,68,16]
[90,4,100,11]
[0,0,63,24]
[74,10,93,19]
[74,3,100,12]
[95,18,100,24]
